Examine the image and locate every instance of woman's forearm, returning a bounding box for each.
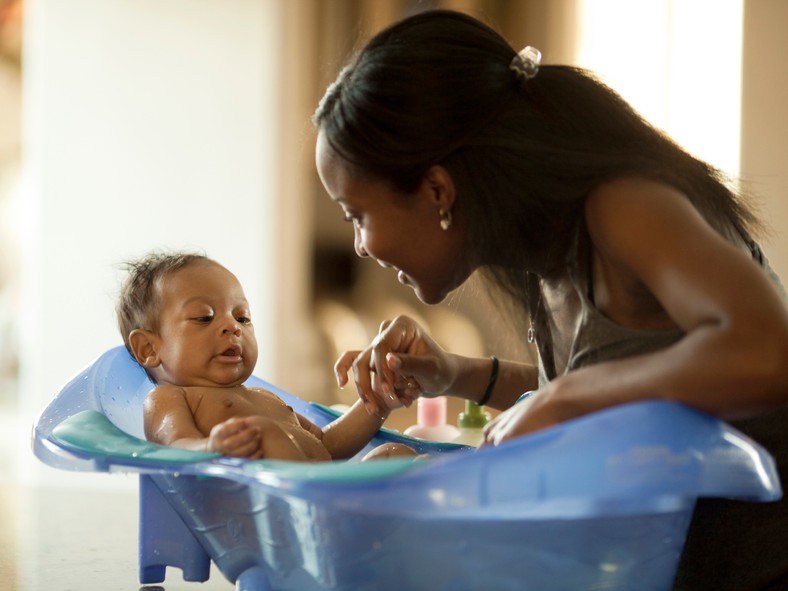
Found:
[549,321,788,422]
[447,354,539,411]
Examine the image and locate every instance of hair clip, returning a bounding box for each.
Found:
[510,46,542,82]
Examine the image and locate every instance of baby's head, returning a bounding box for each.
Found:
[117,251,258,387]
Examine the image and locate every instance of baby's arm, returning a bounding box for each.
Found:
[315,400,388,460]
[144,385,261,456]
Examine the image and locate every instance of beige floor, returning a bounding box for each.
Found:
[0,391,233,591]
[0,483,237,591]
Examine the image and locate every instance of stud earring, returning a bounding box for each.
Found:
[439,209,452,231]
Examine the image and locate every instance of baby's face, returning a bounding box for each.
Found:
[150,261,258,388]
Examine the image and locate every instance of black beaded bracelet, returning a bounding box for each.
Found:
[477,355,499,406]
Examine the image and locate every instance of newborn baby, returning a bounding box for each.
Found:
[116,251,416,462]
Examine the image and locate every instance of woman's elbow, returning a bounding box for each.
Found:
[740,319,788,406]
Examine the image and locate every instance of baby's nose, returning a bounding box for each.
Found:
[222,320,241,335]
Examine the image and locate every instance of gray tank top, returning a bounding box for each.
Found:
[535,233,785,386]
[532,227,788,590]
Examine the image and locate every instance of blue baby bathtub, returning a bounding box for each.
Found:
[33,346,781,591]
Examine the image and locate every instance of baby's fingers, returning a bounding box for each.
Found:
[334,350,361,388]
[350,352,390,415]
[225,428,262,457]
[213,420,260,455]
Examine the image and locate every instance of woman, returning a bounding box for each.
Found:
[313,9,788,590]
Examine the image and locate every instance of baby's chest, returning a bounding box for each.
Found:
[191,390,299,432]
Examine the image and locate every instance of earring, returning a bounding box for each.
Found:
[439,209,452,231]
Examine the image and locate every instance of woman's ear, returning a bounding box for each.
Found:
[128,329,161,368]
[421,165,456,212]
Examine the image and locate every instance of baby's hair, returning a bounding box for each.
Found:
[116,250,212,355]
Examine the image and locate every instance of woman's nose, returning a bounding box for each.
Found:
[354,228,368,258]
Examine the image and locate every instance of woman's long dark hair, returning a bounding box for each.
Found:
[314,9,760,309]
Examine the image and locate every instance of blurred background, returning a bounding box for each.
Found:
[2,0,788,467]
[0,0,787,587]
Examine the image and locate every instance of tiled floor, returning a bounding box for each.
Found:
[1,395,233,591]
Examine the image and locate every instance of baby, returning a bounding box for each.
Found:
[117,251,416,462]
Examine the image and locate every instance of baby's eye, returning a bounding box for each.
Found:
[193,315,213,323]
[236,315,252,325]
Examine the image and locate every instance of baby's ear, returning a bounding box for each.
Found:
[128,329,161,368]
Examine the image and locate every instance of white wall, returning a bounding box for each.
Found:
[576,0,743,176]
[574,0,788,281]
[19,0,285,476]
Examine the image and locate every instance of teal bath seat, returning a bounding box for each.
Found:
[33,347,781,590]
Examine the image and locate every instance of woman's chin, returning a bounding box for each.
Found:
[398,270,457,305]
[411,284,447,306]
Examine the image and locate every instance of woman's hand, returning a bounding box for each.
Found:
[482,385,572,445]
[334,315,457,415]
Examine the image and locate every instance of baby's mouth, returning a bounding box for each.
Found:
[221,346,241,358]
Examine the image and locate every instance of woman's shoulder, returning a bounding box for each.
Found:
[586,176,687,212]
[586,176,749,248]
[584,177,699,257]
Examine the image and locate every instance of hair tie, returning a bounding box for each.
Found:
[510,46,542,83]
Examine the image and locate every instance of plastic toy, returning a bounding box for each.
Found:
[33,346,781,590]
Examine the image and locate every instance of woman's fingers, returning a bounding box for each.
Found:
[386,364,422,408]
[482,410,507,446]
[482,397,532,446]
[482,391,561,446]
[335,315,446,413]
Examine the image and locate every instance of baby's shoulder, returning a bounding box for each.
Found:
[145,383,188,402]
[143,384,192,416]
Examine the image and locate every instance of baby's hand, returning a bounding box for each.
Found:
[334,314,453,415]
[207,417,262,457]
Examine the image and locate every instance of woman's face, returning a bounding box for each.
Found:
[315,131,472,305]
